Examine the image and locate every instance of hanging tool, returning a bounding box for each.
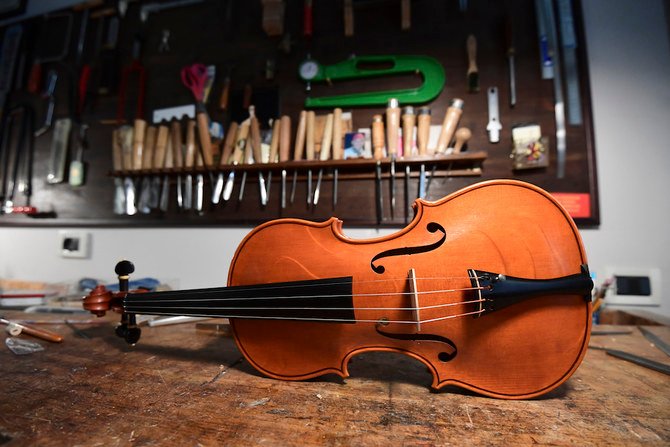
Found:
[1,105,36,215]
[331,108,343,209]
[170,120,184,210]
[386,98,400,219]
[437,98,464,153]
[117,35,146,124]
[279,116,291,209]
[68,124,88,187]
[181,63,214,166]
[290,111,307,204]
[506,16,517,108]
[313,113,333,206]
[75,8,91,118]
[34,70,58,137]
[248,107,267,206]
[536,0,566,178]
[183,120,197,208]
[402,106,415,223]
[298,55,445,108]
[27,13,72,95]
[466,34,479,93]
[224,120,249,202]
[138,125,156,213]
[47,118,72,184]
[213,122,238,204]
[112,130,125,214]
[487,87,502,143]
[0,25,23,120]
[557,0,582,125]
[152,124,170,211]
[416,106,430,199]
[372,114,385,223]
[267,119,281,204]
[118,125,137,215]
[98,15,119,95]
[305,111,316,207]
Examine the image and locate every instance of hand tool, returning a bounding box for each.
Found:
[279,116,291,209]
[536,0,566,178]
[170,120,185,210]
[68,124,88,187]
[452,127,472,153]
[290,111,307,204]
[194,150,204,214]
[74,8,91,118]
[265,119,282,204]
[0,25,23,120]
[402,106,415,156]
[224,120,249,201]
[98,15,119,95]
[372,115,385,223]
[213,121,238,204]
[305,110,316,207]
[1,105,35,215]
[1,315,63,343]
[138,125,156,213]
[466,34,479,93]
[298,55,446,108]
[117,35,146,125]
[27,13,72,95]
[638,326,670,357]
[313,113,333,206]
[331,108,343,209]
[118,125,137,215]
[506,17,517,108]
[181,63,214,166]
[140,0,204,22]
[238,134,252,202]
[47,118,72,184]
[386,99,400,219]
[112,129,125,214]
[416,106,430,198]
[184,120,197,208]
[151,124,169,210]
[590,346,670,376]
[486,87,502,143]
[557,0,582,125]
[249,108,268,206]
[34,70,58,137]
[159,131,174,213]
[436,98,464,153]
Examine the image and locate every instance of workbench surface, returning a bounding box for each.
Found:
[1,314,668,446]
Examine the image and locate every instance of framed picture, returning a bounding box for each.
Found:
[344,131,371,159]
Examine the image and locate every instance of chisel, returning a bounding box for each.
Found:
[117,125,136,215]
[152,124,169,211]
[314,112,333,206]
[386,98,400,219]
[160,129,174,212]
[183,120,197,208]
[138,125,156,213]
[224,120,249,202]
[278,116,291,209]
[466,34,479,93]
[305,110,316,207]
[213,121,238,204]
[402,106,415,223]
[372,114,385,223]
[331,108,343,209]
[267,118,281,203]
[249,109,267,206]
[170,120,184,210]
[290,111,307,204]
[416,107,430,198]
[111,129,125,214]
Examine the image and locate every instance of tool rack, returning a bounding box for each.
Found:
[0,0,597,227]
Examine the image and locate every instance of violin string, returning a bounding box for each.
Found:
[124,298,486,313]
[125,286,487,304]
[120,307,486,325]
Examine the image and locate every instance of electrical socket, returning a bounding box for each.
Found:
[603,266,661,306]
[59,231,91,259]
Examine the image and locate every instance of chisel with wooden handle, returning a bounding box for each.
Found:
[313,113,333,206]
[212,121,238,204]
[224,121,249,202]
[305,111,316,207]
[279,116,291,209]
[331,108,343,209]
[249,109,267,206]
[152,124,169,211]
[290,111,307,204]
[170,120,185,209]
[183,120,197,208]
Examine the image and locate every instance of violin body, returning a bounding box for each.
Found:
[228,180,592,399]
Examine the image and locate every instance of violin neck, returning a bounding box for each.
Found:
[123,277,355,323]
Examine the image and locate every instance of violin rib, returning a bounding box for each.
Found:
[227,180,593,399]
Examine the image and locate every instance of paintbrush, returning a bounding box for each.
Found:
[466,34,479,93]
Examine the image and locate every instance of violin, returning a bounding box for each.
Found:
[84,180,593,399]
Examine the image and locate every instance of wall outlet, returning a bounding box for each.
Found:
[603,266,661,306]
[59,231,91,259]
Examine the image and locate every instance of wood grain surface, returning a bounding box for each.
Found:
[0,313,667,446]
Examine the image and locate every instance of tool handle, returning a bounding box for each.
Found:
[305,111,316,160]
[154,125,170,168]
[269,119,281,163]
[17,322,64,343]
[386,102,400,156]
[467,34,478,73]
[332,108,343,160]
[112,129,123,171]
[437,101,463,153]
[78,64,92,116]
[319,113,333,161]
[164,132,174,168]
[27,62,42,94]
[170,121,184,168]
[220,122,238,166]
[118,125,134,170]
[142,126,157,169]
[453,127,472,153]
[184,120,197,168]
[303,0,313,38]
[294,111,307,160]
[132,119,146,170]
[219,76,231,111]
[402,108,416,156]
[372,115,385,160]
[279,116,291,162]
[250,115,263,163]
[196,112,213,166]
[417,108,431,156]
[232,122,250,164]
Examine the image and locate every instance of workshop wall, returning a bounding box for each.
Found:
[1,0,669,317]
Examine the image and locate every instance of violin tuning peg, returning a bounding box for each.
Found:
[115,324,141,345]
[115,260,135,277]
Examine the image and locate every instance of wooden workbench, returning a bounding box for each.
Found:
[0,313,668,446]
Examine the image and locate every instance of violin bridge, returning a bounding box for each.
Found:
[407,268,421,331]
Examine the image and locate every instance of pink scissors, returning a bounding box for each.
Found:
[180,63,208,103]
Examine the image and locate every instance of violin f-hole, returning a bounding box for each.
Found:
[375,325,458,361]
[370,222,446,274]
